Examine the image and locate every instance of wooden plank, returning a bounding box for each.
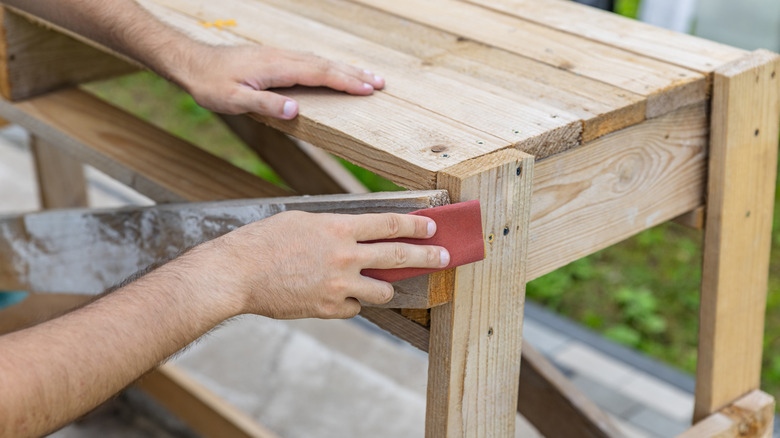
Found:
[517,343,623,438]
[673,207,706,230]
[0,88,290,203]
[147,0,583,160]
[527,102,708,281]
[678,391,774,438]
[218,114,367,195]
[258,0,645,142]
[427,149,532,436]
[464,0,746,74]
[358,308,430,351]
[0,191,449,308]
[342,0,707,118]
[136,364,280,438]
[0,7,135,101]
[694,50,780,421]
[0,293,90,335]
[29,135,88,209]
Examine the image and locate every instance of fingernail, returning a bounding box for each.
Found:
[282,100,297,118]
[362,82,373,90]
[439,249,451,268]
[363,69,373,75]
[374,75,383,83]
[427,220,436,237]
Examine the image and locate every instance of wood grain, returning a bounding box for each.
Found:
[218,114,367,195]
[464,0,746,74]
[0,191,449,308]
[695,50,780,421]
[250,0,639,143]
[30,135,88,210]
[0,7,135,101]
[527,102,708,281]
[0,88,289,203]
[427,149,533,437]
[679,391,774,438]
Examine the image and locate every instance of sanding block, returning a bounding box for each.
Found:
[361,200,486,282]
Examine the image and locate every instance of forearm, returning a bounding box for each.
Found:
[2,0,199,86]
[0,241,241,437]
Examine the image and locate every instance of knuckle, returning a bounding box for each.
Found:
[427,247,440,265]
[379,284,394,304]
[384,215,402,238]
[392,245,409,266]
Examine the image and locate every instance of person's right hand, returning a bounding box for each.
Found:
[201,211,449,320]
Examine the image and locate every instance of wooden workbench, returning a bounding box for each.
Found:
[0,0,778,436]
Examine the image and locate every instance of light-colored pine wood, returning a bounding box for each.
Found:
[136,364,280,438]
[29,135,88,209]
[678,391,774,438]
[343,0,706,118]
[0,88,289,202]
[464,0,746,74]
[0,191,449,308]
[359,308,431,351]
[518,343,622,438]
[147,0,582,161]
[427,149,533,437]
[694,50,780,422]
[0,7,135,101]
[673,207,706,230]
[218,114,367,195]
[527,102,708,281]
[240,0,645,142]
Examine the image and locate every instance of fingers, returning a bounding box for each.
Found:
[351,213,436,242]
[267,51,385,96]
[231,87,299,119]
[358,242,450,270]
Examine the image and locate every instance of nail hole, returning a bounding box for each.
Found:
[773,71,777,79]
[441,153,450,158]
[755,129,760,136]
[503,227,509,236]
[487,233,495,243]
[516,167,522,176]
[746,211,751,218]
[487,328,494,337]
[476,140,485,145]
[513,129,521,134]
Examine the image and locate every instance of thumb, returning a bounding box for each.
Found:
[233,87,298,119]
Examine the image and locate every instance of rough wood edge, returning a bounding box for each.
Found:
[678,391,774,438]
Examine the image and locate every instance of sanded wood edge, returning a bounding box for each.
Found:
[0,7,136,101]
[695,50,780,421]
[136,364,280,438]
[678,391,774,438]
[518,343,623,438]
[0,191,450,308]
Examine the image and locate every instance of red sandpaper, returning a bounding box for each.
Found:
[361,200,485,282]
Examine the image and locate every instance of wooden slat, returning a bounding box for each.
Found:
[218,114,367,195]
[343,0,706,118]
[464,0,747,74]
[358,308,430,351]
[146,0,582,159]
[258,0,646,143]
[673,207,706,230]
[0,88,289,203]
[427,149,532,436]
[29,135,88,209]
[678,391,774,438]
[527,102,708,281]
[0,7,135,101]
[0,191,449,308]
[517,344,623,438]
[136,364,280,438]
[694,50,780,421]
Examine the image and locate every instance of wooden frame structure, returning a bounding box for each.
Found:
[0,1,777,437]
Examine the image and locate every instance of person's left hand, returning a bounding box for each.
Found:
[175,45,385,119]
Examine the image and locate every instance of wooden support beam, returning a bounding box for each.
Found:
[517,344,623,438]
[0,88,289,203]
[0,190,449,308]
[136,364,280,438]
[0,7,135,101]
[219,114,367,195]
[679,391,774,438]
[426,149,533,436]
[29,135,88,209]
[694,50,780,421]
[673,206,706,230]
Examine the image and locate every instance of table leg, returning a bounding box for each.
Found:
[426,149,534,437]
[694,50,780,422]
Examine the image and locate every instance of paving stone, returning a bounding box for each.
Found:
[607,413,657,438]
[619,372,694,422]
[628,407,690,438]
[569,374,641,417]
[552,343,636,390]
[522,318,570,355]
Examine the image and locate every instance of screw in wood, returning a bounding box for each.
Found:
[513,129,521,134]
[488,328,494,337]
[476,140,485,145]
[503,227,509,236]
[487,233,495,243]
[442,154,450,158]
[516,167,522,176]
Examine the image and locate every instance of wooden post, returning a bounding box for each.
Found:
[694,50,780,421]
[426,149,533,437]
[30,135,88,209]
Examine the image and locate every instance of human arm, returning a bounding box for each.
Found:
[0,211,448,437]
[1,0,384,119]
